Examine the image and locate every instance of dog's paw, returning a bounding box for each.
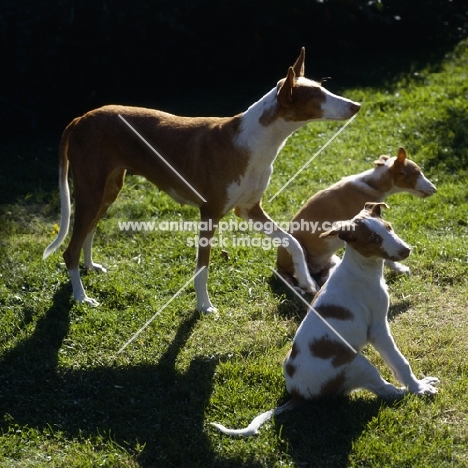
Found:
[82,296,100,307]
[293,285,315,296]
[86,262,107,273]
[395,263,410,275]
[295,278,319,295]
[410,377,440,396]
[385,260,410,275]
[198,304,218,314]
[74,291,100,307]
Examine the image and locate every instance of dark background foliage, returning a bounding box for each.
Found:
[2,0,467,137]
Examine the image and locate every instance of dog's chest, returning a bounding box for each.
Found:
[223,161,274,212]
[166,188,200,207]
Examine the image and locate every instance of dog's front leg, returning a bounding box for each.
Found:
[194,210,220,313]
[235,203,317,294]
[370,323,439,395]
[384,259,410,275]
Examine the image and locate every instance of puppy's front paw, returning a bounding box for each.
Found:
[386,260,410,275]
[410,377,439,396]
[295,279,318,295]
[394,263,410,275]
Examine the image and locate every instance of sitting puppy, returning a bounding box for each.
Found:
[212,203,439,436]
[277,147,437,289]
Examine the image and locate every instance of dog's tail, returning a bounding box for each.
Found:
[43,118,79,260]
[211,398,298,437]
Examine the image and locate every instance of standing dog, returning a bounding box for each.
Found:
[43,48,360,312]
[212,203,439,436]
[276,147,436,290]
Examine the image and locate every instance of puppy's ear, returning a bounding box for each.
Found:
[292,47,305,77]
[364,202,389,217]
[374,154,389,166]
[320,221,356,242]
[395,147,407,165]
[277,67,296,107]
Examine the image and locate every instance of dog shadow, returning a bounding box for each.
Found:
[267,273,314,321]
[273,396,383,467]
[0,285,264,467]
[388,299,412,320]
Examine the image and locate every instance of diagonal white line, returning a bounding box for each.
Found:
[116,267,206,354]
[269,267,357,354]
[268,114,357,203]
[118,114,207,203]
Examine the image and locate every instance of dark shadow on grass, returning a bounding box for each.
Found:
[0,293,263,467]
[267,272,314,322]
[274,396,383,468]
[388,299,412,321]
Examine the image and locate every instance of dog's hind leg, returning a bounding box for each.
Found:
[64,168,125,306]
[83,228,107,273]
[343,354,407,399]
[64,202,103,306]
[83,169,126,273]
[236,203,318,294]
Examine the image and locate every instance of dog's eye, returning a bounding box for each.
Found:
[369,233,380,244]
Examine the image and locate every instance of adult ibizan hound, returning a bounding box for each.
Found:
[43,48,360,312]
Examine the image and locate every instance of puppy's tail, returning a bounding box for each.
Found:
[211,398,298,437]
[43,118,78,260]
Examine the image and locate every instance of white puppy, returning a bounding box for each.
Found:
[212,203,439,436]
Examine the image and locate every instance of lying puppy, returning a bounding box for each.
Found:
[212,202,439,436]
[276,147,436,289]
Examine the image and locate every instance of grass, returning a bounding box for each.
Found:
[0,39,467,467]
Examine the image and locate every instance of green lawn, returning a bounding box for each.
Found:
[0,40,467,467]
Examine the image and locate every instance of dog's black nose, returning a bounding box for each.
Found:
[398,246,411,260]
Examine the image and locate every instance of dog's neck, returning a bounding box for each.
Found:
[324,244,389,314]
[234,87,310,159]
[339,245,386,281]
[358,165,403,198]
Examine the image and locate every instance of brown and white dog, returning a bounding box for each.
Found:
[276,147,436,290]
[43,48,360,312]
[212,203,439,436]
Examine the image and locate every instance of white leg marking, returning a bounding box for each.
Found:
[385,260,410,275]
[83,230,107,273]
[194,266,217,313]
[68,268,99,307]
[371,325,439,396]
[346,354,408,399]
[238,205,317,294]
[282,234,318,294]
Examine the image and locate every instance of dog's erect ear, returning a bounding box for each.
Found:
[292,47,305,77]
[364,202,389,218]
[320,221,356,242]
[374,154,390,166]
[277,67,296,107]
[395,147,407,165]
